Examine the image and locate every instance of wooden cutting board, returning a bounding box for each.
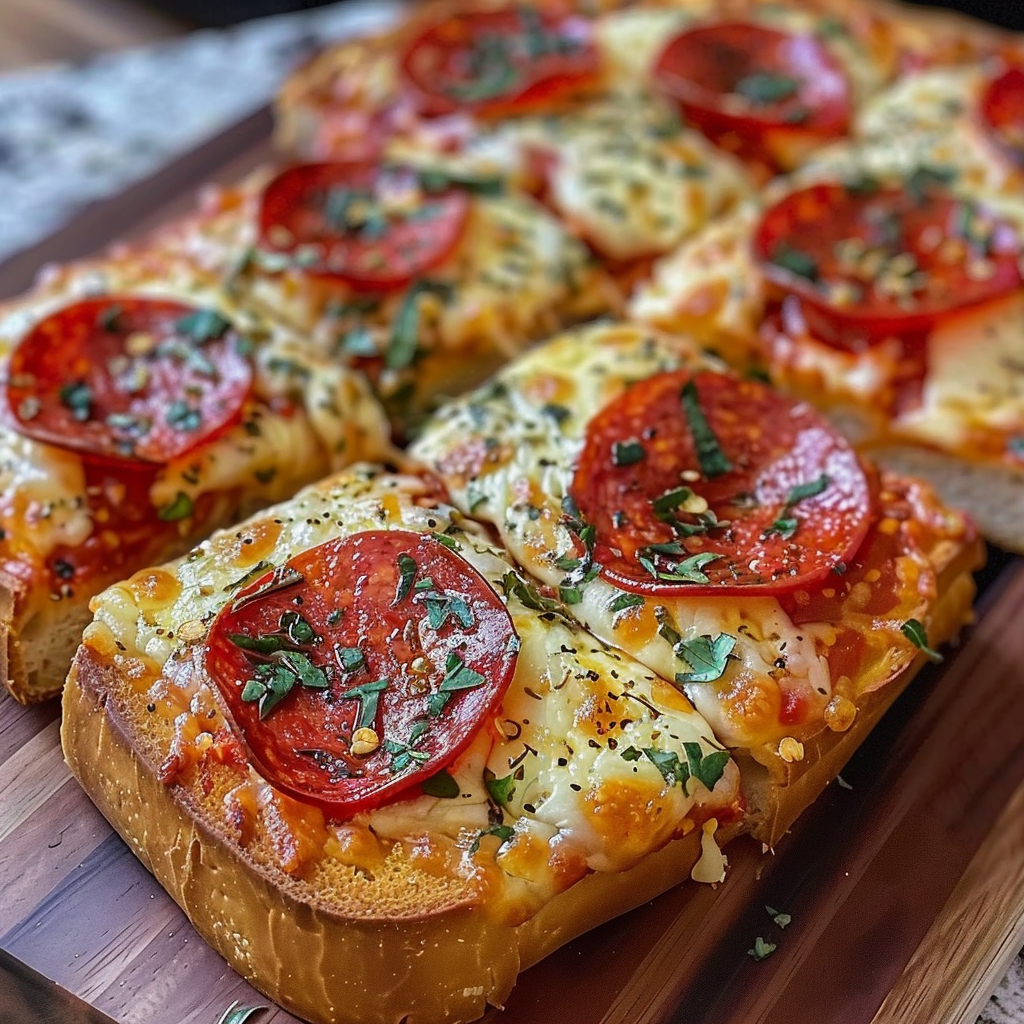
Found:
[1,94,1024,1024]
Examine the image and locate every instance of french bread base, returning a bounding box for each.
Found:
[742,527,982,848]
[862,444,1024,558]
[62,647,738,1024]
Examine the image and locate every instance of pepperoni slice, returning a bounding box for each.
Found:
[652,22,851,167]
[753,180,1024,349]
[204,530,520,817]
[6,298,253,466]
[399,7,599,120]
[569,370,872,595]
[980,65,1024,170]
[258,162,470,291]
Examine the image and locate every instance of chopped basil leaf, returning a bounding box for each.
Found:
[683,741,730,791]
[280,610,317,645]
[501,570,565,616]
[428,652,486,716]
[230,565,304,612]
[652,486,695,520]
[165,400,201,433]
[610,592,645,613]
[639,549,720,584]
[765,905,792,929]
[485,769,517,806]
[541,403,571,424]
[229,633,285,655]
[278,650,329,690]
[394,552,418,605]
[339,678,389,730]
[748,937,777,961]
[421,769,460,798]
[643,747,690,788]
[901,617,943,662]
[97,304,124,332]
[339,324,378,356]
[423,592,476,630]
[786,474,830,506]
[680,379,732,478]
[387,280,455,370]
[674,633,737,685]
[764,516,798,540]
[157,492,194,522]
[335,646,366,673]
[59,381,93,422]
[905,164,957,203]
[413,166,504,196]
[241,651,328,720]
[430,531,459,551]
[734,72,800,106]
[559,584,583,604]
[658,618,682,648]
[323,186,369,231]
[611,439,645,467]
[221,565,272,598]
[384,735,431,773]
[620,746,643,762]
[440,652,486,692]
[469,823,515,854]
[176,308,230,343]
[769,241,819,282]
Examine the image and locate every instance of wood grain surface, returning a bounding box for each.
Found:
[2,56,1024,1024]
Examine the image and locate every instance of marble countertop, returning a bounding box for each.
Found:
[0,5,1021,1022]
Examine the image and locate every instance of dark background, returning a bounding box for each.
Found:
[140,0,1024,31]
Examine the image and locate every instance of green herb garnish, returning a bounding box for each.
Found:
[734,72,800,106]
[611,439,645,467]
[176,308,231,342]
[394,552,418,604]
[674,633,737,685]
[681,379,732,478]
[386,280,455,370]
[59,381,93,422]
[421,769,460,798]
[157,492,194,522]
[901,617,943,662]
[339,678,389,730]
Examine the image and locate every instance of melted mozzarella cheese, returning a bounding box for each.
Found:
[86,468,738,901]
[411,323,834,749]
[163,177,611,406]
[629,202,766,350]
[0,435,90,556]
[509,99,750,262]
[896,293,1024,449]
[593,7,693,87]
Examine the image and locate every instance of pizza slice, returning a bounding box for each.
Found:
[631,91,1024,553]
[62,465,742,1024]
[411,321,981,844]
[275,0,897,178]
[0,251,391,703]
[154,156,615,428]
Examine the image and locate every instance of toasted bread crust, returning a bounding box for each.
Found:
[62,642,733,1024]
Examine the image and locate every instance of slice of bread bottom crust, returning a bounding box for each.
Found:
[62,648,741,1024]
